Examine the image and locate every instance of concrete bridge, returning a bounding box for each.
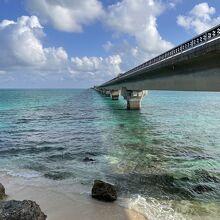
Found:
[95,24,220,110]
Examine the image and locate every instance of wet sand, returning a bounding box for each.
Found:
[0,175,147,220]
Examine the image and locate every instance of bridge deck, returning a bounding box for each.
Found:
[98,24,220,92]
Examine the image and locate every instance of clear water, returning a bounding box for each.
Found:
[0,89,220,220]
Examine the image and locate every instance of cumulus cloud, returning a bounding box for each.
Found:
[0,0,180,87]
[102,0,173,70]
[25,0,104,32]
[0,16,68,73]
[69,55,122,82]
[177,2,220,34]
[0,15,122,86]
[23,0,176,74]
[105,40,155,71]
[0,16,45,67]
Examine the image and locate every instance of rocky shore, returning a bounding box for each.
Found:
[0,182,47,220]
[0,180,116,220]
[0,179,147,220]
[0,200,47,220]
[0,183,6,200]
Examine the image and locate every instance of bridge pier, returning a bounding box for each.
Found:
[105,90,111,97]
[110,90,120,100]
[100,89,105,95]
[100,89,110,96]
[122,88,147,110]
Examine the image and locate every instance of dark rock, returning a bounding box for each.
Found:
[119,124,125,128]
[193,185,213,194]
[86,152,98,156]
[0,200,47,220]
[83,157,95,162]
[141,174,175,186]
[0,183,6,200]
[44,171,72,180]
[180,177,190,181]
[92,180,117,202]
[195,169,219,183]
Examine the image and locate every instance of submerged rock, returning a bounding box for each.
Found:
[0,183,6,200]
[0,200,47,220]
[180,177,190,181]
[44,171,72,180]
[92,180,117,202]
[83,157,95,162]
[196,170,219,183]
[193,185,213,194]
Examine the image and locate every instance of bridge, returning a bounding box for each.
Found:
[95,24,220,110]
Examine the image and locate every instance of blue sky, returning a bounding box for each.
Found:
[0,0,220,88]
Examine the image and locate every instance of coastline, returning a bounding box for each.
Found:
[0,173,147,220]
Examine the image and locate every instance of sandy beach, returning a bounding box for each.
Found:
[0,174,147,220]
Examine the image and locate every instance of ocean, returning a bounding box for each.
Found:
[0,89,220,220]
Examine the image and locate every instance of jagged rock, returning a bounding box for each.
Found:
[0,183,6,200]
[92,180,117,202]
[0,200,47,220]
[83,157,95,162]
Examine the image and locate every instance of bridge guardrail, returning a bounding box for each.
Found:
[102,24,220,86]
[126,24,220,75]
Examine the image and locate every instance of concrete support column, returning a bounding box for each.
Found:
[121,88,147,110]
[100,89,105,95]
[105,90,111,97]
[110,90,120,100]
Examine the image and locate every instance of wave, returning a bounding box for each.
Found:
[0,168,42,179]
[119,195,186,220]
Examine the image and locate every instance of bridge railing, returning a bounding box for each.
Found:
[100,24,220,86]
[121,24,220,78]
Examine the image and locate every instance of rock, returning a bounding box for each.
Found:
[0,183,6,200]
[180,177,190,181]
[86,152,97,156]
[193,185,213,194]
[0,200,47,220]
[195,169,219,183]
[92,180,117,202]
[119,124,125,128]
[83,157,95,162]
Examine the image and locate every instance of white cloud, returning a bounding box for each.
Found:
[0,16,45,67]
[167,0,181,9]
[0,16,68,73]
[25,0,104,32]
[0,0,181,87]
[102,0,173,70]
[0,15,122,86]
[0,70,7,75]
[103,41,113,52]
[69,55,122,82]
[177,2,220,34]
[104,0,173,52]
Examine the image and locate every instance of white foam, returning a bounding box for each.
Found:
[0,168,42,179]
[118,195,186,220]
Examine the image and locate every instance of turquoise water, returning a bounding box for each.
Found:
[0,89,220,219]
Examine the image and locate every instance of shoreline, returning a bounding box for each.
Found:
[0,173,147,220]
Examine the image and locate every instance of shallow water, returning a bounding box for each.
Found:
[0,89,220,219]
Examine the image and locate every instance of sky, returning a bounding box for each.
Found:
[0,0,220,88]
